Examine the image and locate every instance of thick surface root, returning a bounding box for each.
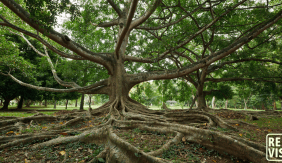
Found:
[0,100,271,163]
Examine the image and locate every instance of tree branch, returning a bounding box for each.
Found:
[205,77,282,83]
[127,8,282,83]
[124,56,154,63]
[153,0,248,61]
[5,73,108,93]
[0,0,113,72]
[13,31,81,88]
[107,0,122,17]
[115,0,139,59]
[93,19,119,27]
[130,0,162,29]
[207,58,282,73]
[135,14,189,30]
[0,18,85,60]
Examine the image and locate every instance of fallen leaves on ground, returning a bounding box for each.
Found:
[60,132,68,136]
[59,151,66,155]
[216,112,245,119]
[6,131,14,134]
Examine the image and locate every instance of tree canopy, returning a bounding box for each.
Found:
[1,0,282,99]
[1,0,282,162]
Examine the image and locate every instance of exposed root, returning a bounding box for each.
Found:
[0,99,270,163]
[0,135,56,149]
[0,115,57,128]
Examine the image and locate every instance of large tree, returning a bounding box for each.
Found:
[1,0,282,162]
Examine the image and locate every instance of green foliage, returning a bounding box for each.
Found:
[130,82,161,106]
[207,84,234,100]
[24,0,80,29]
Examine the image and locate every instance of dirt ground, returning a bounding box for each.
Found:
[0,109,281,163]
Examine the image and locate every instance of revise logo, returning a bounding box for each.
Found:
[266,134,282,161]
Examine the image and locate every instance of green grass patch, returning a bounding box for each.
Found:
[0,111,55,117]
[245,117,282,129]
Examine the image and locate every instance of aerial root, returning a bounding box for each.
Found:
[0,134,56,150]
[113,118,267,163]
[148,132,184,156]
[87,146,109,163]
[0,115,57,128]
[108,99,122,119]
[165,110,238,130]
[0,125,19,133]
[0,103,271,163]
[228,135,265,152]
[53,117,87,130]
[105,127,170,163]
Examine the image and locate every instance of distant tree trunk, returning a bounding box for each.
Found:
[273,100,277,110]
[25,100,32,107]
[192,95,199,108]
[1,98,11,110]
[206,100,209,108]
[75,99,78,107]
[89,95,92,108]
[44,99,47,107]
[244,99,248,110]
[17,96,24,109]
[80,94,85,110]
[92,95,95,105]
[225,99,228,109]
[162,102,169,111]
[54,100,57,109]
[39,101,42,106]
[65,99,68,110]
[261,103,266,110]
[0,99,2,106]
[212,96,215,109]
[189,95,197,110]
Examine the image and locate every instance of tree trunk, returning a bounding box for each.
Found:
[161,102,170,111]
[197,94,206,109]
[0,99,2,106]
[75,99,78,107]
[273,100,277,110]
[80,94,85,110]
[44,99,47,107]
[17,96,24,109]
[225,99,228,109]
[1,99,10,110]
[54,100,57,109]
[280,102,282,110]
[212,96,215,109]
[92,95,95,105]
[261,103,266,110]
[65,99,68,110]
[89,95,92,108]
[25,100,32,107]
[244,99,248,110]
[192,95,199,108]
